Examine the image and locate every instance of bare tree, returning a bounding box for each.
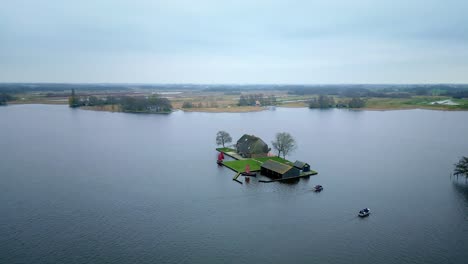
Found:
[216,131,232,148]
[454,156,468,179]
[272,132,297,158]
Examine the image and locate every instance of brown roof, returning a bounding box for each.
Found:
[261,160,293,174]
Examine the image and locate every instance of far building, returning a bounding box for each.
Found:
[293,161,310,172]
[236,134,270,158]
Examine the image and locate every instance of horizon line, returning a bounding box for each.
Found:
[1,82,468,86]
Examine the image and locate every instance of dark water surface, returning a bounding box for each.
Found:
[1,105,467,264]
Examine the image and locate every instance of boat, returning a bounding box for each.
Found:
[314,185,323,192]
[217,152,224,165]
[241,164,256,176]
[358,208,370,217]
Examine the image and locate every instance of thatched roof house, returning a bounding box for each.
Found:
[236,134,270,158]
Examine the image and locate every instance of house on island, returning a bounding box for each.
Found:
[236,134,270,158]
[260,160,300,179]
[293,160,311,173]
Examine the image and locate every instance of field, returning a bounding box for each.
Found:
[216,147,236,153]
[254,156,295,166]
[364,96,468,110]
[4,86,468,112]
[221,155,298,173]
[222,159,262,173]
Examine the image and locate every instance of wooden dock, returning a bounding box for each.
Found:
[232,172,243,184]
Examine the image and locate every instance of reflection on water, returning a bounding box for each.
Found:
[453,181,468,203]
[0,105,468,264]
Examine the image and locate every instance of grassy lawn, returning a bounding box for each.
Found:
[255,156,295,166]
[216,147,236,153]
[365,96,468,110]
[223,159,262,173]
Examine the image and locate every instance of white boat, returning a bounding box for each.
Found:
[358,208,370,217]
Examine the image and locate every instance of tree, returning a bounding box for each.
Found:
[216,131,232,147]
[88,96,101,106]
[238,95,248,106]
[309,95,335,108]
[348,97,366,108]
[271,132,297,158]
[0,93,14,105]
[68,89,80,107]
[454,156,468,179]
[318,95,335,108]
[309,98,320,108]
[182,101,193,108]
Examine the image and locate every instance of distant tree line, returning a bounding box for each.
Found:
[182,101,219,108]
[289,85,468,99]
[68,89,172,113]
[2,83,468,96]
[0,93,15,105]
[309,95,365,109]
[120,96,172,112]
[238,94,276,106]
[224,91,241,95]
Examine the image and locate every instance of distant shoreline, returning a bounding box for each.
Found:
[6,101,468,113]
[4,87,468,113]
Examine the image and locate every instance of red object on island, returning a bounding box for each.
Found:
[217,152,224,161]
[245,164,250,173]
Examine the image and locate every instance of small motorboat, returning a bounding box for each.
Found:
[241,164,256,176]
[314,185,323,192]
[358,208,370,217]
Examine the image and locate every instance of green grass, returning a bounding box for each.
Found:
[300,170,318,177]
[223,159,262,173]
[216,147,236,153]
[365,96,468,110]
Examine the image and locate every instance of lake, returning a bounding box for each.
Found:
[1,105,467,264]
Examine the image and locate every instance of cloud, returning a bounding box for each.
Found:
[1,0,467,83]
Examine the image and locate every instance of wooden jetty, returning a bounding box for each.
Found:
[232,173,243,184]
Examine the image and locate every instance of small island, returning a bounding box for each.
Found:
[68,89,172,114]
[216,133,317,183]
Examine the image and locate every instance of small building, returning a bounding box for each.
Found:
[260,160,300,179]
[293,160,311,172]
[236,134,270,158]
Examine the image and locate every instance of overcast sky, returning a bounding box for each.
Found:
[1,0,467,83]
